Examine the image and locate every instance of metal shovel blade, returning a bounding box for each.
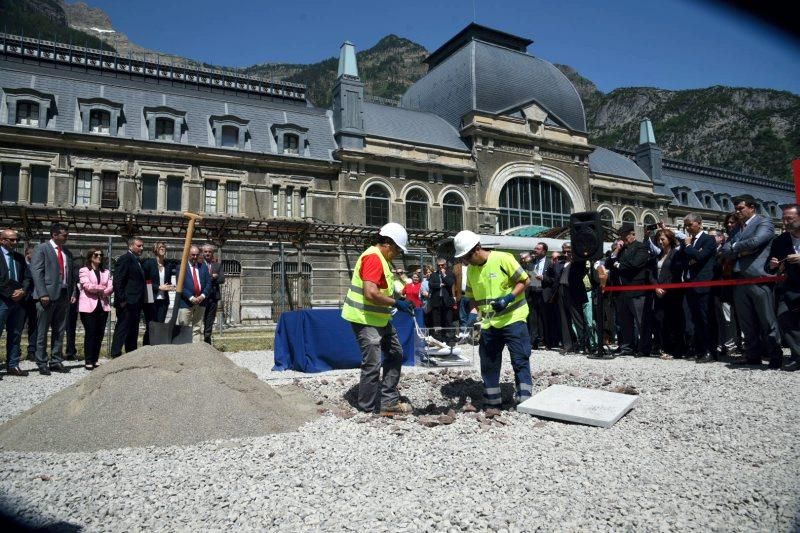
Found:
[148,321,193,345]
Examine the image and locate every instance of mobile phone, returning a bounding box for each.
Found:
[645,223,658,231]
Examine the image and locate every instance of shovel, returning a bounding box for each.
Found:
[148,211,202,345]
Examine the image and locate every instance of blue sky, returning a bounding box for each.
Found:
[77,0,800,95]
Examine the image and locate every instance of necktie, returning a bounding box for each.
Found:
[192,265,201,297]
[56,245,65,282]
[7,254,16,281]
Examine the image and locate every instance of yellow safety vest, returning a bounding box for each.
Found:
[466,250,529,329]
[341,246,395,327]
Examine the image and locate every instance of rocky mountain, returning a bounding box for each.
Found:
[6,0,799,181]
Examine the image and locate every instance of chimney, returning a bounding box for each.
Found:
[635,118,662,181]
[332,41,364,150]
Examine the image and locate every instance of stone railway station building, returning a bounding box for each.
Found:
[0,24,794,323]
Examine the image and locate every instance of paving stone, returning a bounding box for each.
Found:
[517,384,639,428]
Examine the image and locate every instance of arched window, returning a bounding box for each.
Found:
[405,189,428,230]
[155,117,174,141]
[498,176,572,231]
[599,209,615,226]
[642,214,658,227]
[622,211,636,225]
[365,184,390,227]
[442,192,464,232]
[89,109,111,134]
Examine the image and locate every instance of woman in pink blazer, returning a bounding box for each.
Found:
[78,248,113,370]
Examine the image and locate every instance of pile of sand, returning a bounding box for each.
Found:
[0,344,319,452]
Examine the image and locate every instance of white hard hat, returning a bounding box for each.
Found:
[453,230,480,258]
[379,222,408,253]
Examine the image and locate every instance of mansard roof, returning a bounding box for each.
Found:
[589,147,650,182]
[362,102,469,152]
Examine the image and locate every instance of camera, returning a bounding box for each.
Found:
[645,223,658,231]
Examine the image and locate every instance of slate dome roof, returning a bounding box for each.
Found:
[401,25,586,134]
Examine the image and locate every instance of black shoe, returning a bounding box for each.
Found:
[38,366,51,376]
[49,363,70,373]
[6,367,29,377]
[616,350,634,357]
[587,351,614,360]
[768,359,783,370]
[729,356,761,366]
[782,361,800,372]
[696,353,716,364]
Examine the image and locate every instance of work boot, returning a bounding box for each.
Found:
[379,402,412,418]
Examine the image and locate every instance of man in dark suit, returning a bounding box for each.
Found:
[427,258,456,341]
[201,243,225,345]
[767,209,800,371]
[30,222,75,374]
[22,244,37,362]
[526,242,551,349]
[1,229,32,377]
[178,245,212,342]
[681,213,718,363]
[606,223,652,357]
[544,243,593,354]
[111,237,146,358]
[541,250,562,349]
[722,196,782,367]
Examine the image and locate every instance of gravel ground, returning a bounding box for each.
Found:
[0,349,798,531]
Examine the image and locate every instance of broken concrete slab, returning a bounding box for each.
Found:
[517,384,639,428]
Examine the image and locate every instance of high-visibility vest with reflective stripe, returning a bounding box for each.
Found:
[341,246,395,327]
[466,250,529,329]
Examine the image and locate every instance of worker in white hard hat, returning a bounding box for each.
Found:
[341,222,415,416]
[454,230,534,408]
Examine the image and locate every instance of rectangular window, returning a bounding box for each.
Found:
[16,102,40,126]
[0,164,20,203]
[283,134,299,154]
[226,182,239,215]
[90,110,111,134]
[299,188,306,219]
[272,185,280,217]
[221,125,239,148]
[167,176,183,211]
[75,169,92,206]
[141,174,158,210]
[204,180,218,213]
[286,187,293,218]
[155,118,174,141]
[101,171,118,208]
[30,166,49,204]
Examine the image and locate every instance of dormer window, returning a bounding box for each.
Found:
[155,118,174,140]
[680,192,688,205]
[221,125,239,148]
[283,133,299,154]
[3,88,54,129]
[210,115,249,150]
[271,123,309,156]
[144,107,185,143]
[703,196,711,209]
[90,109,111,134]
[16,101,39,126]
[78,98,123,136]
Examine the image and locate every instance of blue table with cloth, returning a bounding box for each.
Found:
[272,308,424,372]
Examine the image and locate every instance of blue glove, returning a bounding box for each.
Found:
[490,293,516,312]
[465,313,478,329]
[393,298,415,316]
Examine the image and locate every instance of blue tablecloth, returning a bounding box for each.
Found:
[272,308,423,373]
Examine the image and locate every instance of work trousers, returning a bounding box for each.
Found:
[351,322,403,413]
[0,297,24,369]
[111,303,141,357]
[734,283,782,364]
[203,298,219,343]
[80,305,108,366]
[479,320,532,406]
[35,290,70,368]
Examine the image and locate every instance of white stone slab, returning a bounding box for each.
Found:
[517,385,638,428]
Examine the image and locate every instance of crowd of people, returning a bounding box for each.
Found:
[523,198,799,370]
[0,224,225,378]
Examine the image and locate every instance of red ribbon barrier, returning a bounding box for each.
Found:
[602,275,786,293]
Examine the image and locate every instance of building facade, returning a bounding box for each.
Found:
[0,26,794,323]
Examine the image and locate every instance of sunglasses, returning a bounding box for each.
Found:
[93,253,103,257]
